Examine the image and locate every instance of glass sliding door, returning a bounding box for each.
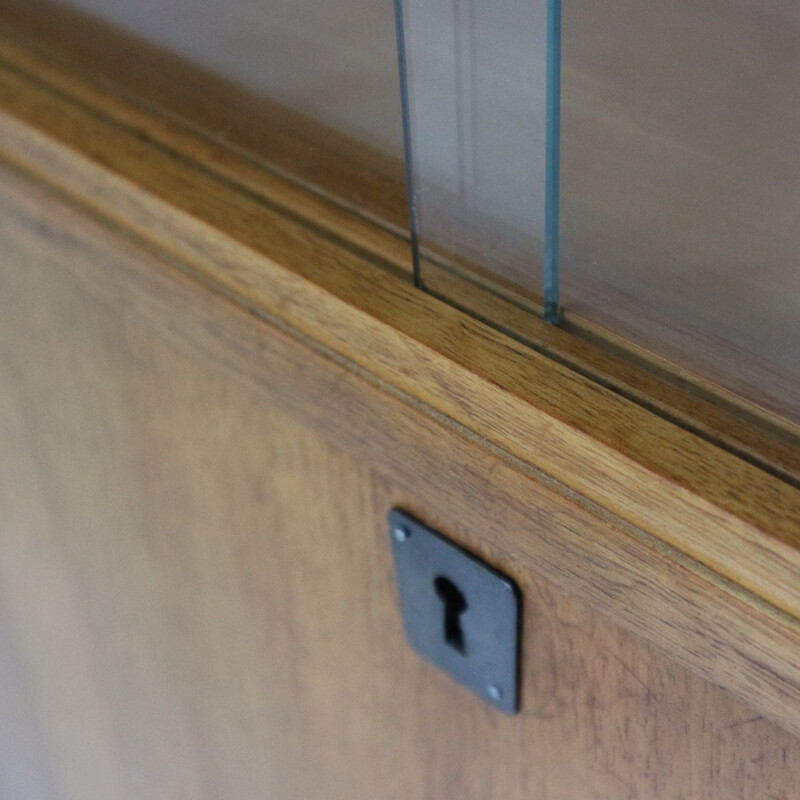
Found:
[15,0,407,225]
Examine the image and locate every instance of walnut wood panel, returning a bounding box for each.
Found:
[1,125,800,740]
[1,157,800,800]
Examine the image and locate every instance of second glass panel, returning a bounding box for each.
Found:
[397,0,556,308]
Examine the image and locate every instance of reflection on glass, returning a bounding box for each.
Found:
[61,0,403,154]
[395,0,560,319]
[560,0,800,424]
[20,0,800,424]
[32,0,406,225]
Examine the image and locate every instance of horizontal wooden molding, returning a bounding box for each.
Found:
[421,262,800,484]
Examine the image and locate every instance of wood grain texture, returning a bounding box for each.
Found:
[421,262,800,485]
[0,57,797,631]
[3,150,800,745]
[2,156,800,800]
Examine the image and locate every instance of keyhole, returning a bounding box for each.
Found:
[434,575,468,655]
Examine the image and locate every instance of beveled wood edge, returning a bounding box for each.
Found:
[5,158,800,736]
[1,51,800,651]
[422,263,800,483]
[1,15,798,480]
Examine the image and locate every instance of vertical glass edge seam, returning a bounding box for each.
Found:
[393,0,423,289]
[544,0,562,324]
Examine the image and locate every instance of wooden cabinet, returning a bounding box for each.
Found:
[1,4,800,797]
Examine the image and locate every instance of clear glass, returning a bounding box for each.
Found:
[35,0,407,224]
[560,0,800,424]
[395,0,560,318]
[61,0,404,154]
[27,0,800,424]
[397,0,800,425]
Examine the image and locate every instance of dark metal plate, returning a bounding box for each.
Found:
[388,509,521,713]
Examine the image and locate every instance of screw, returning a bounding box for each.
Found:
[393,526,410,542]
[487,685,503,702]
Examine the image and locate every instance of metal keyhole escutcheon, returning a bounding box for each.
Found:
[388,508,521,713]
